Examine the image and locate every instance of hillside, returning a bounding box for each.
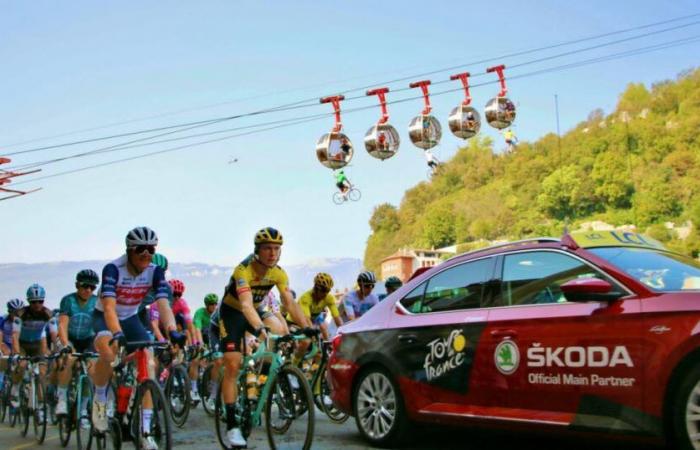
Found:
[364,68,700,271]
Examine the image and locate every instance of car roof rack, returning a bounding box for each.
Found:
[443,237,561,264]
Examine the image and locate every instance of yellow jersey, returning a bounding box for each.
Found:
[287,289,339,322]
[222,254,289,312]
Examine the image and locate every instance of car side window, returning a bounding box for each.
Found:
[496,251,619,307]
[400,258,494,314]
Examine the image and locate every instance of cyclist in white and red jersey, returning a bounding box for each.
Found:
[90,226,185,450]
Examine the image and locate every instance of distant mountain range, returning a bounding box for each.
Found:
[0,257,363,310]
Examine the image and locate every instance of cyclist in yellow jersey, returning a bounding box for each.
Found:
[287,273,343,340]
[218,227,311,447]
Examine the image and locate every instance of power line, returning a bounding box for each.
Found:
[4,12,699,158]
[13,33,700,187]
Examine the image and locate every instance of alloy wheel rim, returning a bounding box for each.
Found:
[686,380,700,449]
[357,373,396,440]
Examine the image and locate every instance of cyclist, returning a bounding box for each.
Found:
[12,284,52,422]
[288,273,343,341]
[379,276,403,301]
[424,149,439,172]
[55,269,99,418]
[168,279,203,403]
[503,128,518,151]
[206,305,223,412]
[0,299,24,392]
[193,293,218,348]
[343,271,380,321]
[219,227,311,447]
[90,226,185,450]
[334,169,351,198]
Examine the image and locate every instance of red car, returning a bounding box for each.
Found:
[328,231,700,449]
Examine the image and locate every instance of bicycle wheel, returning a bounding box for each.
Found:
[165,364,190,427]
[33,376,48,444]
[76,376,94,450]
[133,379,172,450]
[265,364,314,450]
[319,366,349,424]
[95,417,121,450]
[332,192,344,205]
[20,379,30,437]
[200,365,215,417]
[47,382,58,425]
[0,381,7,423]
[215,373,251,450]
[348,188,361,201]
[9,381,18,427]
[58,388,74,447]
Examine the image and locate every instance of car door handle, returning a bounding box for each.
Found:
[398,334,418,344]
[490,329,518,338]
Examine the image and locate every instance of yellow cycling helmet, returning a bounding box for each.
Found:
[314,272,334,290]
[254,227,284,246]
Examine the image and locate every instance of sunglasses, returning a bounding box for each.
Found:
[130,245,156,255]
[29,300,44,304]
[361,283,375,289]
[79,283,97,291]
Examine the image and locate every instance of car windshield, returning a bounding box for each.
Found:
[588,247,700,292]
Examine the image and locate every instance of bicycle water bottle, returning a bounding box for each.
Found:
[246,360,258,400]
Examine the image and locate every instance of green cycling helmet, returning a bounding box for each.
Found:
[152,253,168,271]
[204,293,219,305]
[384,276,403,289]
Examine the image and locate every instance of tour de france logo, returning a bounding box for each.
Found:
[423,329,468,381]
[495,339,520,375]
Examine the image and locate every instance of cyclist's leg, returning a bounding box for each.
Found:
[56,346,74,414]
[219,303,247,438]
[120,314,156,433]
[91,311,116,431]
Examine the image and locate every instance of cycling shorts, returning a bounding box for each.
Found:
[19,340,42,358]
[93,310,152,343]
[219,303,270,353]
[70,337,94,354]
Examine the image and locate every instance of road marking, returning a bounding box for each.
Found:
[10,434,59,450]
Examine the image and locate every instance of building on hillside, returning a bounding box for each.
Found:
[380,247,455,282]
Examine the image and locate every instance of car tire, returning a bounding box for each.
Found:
[353,367,410,448]
[671,362,700,450]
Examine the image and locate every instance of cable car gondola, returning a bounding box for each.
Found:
[484,65,516,130]
[364,87,400,160]
[448,72,481,139]
[407,80,442,150]
[316,95,353,169]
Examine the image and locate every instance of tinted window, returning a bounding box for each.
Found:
[497,251,618,306]
[400,258,493,313]
[589,247,700,291]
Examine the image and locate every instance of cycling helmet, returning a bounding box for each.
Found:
[169,279,185,296]
[125,226,158,247]
[26,283,46,302]
[76,269,99,285]
[204,293,219,305]
[384,276,403,289]
[151,253,168,271]
[357,271,376,285]
[7,298,24,312]
[254,227,283,246]
[314,273,334,290]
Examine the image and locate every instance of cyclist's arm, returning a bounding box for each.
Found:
[58,315,70,347]
[327,296,343,328]
[156,298,176,333]
[11,317,20,354]
[0,331,7,355]
[101,297,122,334]
[237,290,265,332]
[280,289,310,328]
[40,335,49,356]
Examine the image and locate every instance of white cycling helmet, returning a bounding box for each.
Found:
[125,226,158,247]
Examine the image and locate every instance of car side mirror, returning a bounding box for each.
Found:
[560,278,624,303]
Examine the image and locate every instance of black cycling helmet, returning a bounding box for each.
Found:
[76,269,99,285]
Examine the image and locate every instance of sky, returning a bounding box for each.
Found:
[1,0,699,268]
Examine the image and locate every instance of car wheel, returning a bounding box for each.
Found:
[353,367,410,448]
[672,362,700,450]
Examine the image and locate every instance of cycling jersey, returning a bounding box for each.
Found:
[0,314,18,347]
[222,254,289,312]
[193,307,211,330]
[140,283,173,310]
[342,290,379,320]
[171,298,192,325]
[286,289,339,323]
[96,255,169,320]
[17,306,52,343]
[59,293,97,341]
